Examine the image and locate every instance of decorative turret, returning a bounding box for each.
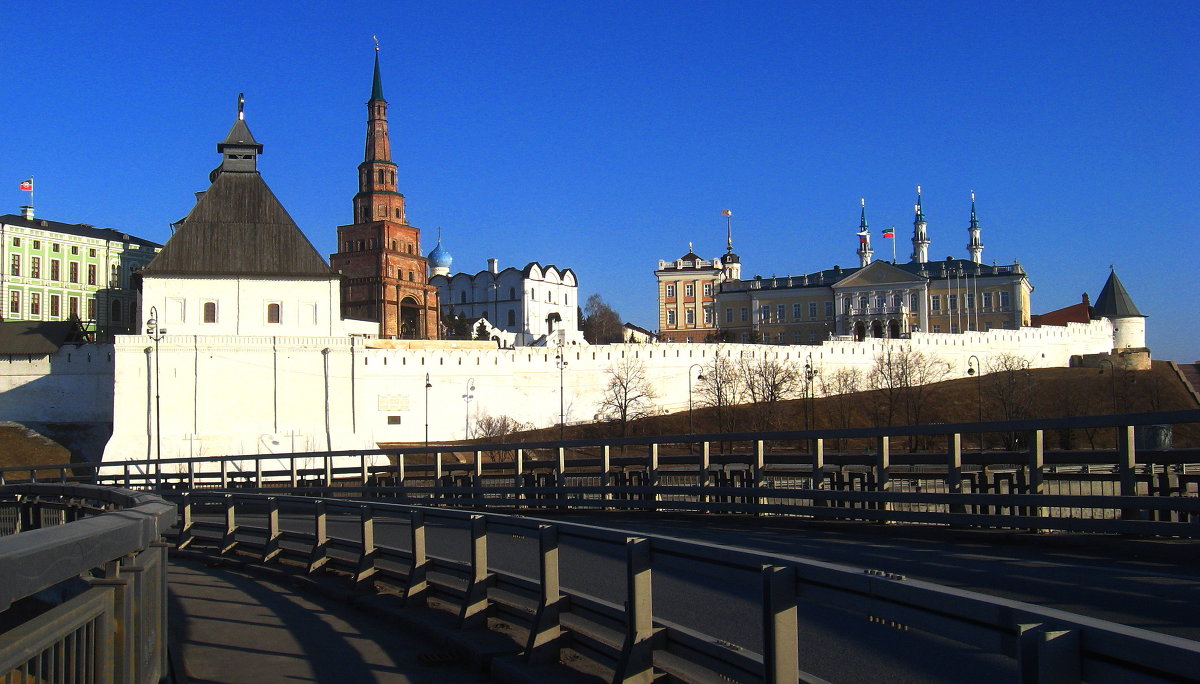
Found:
[1092,268,1147,351]
[966,191,983,264]
[855,198,873,267]
[720,209,741,280]
[210,93,263,182]
[910,185,930,264]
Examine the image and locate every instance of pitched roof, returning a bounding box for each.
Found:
[1092,270,1145,318]
[142,171,333,278]
[0,320,87,355]
[0,214,160,249]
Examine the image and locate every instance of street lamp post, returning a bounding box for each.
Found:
[966,355,982,449]
[424,373,432,448]
[555,342,569,441]
[804,353,820,433]
[461,378,475,441]
[687,363,704,439]
[145,306,165,486]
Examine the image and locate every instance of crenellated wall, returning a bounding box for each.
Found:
[95,319,1115,466]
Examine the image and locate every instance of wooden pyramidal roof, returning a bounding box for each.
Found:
[143,98,334,279]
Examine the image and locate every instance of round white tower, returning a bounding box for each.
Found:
[1092,269,1147,350]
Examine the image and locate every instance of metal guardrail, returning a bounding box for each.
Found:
[0,484,175,684]
[173,490,1200,684]
[13,410,1195,538]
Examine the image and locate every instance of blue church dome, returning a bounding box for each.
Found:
[428,240,453,270]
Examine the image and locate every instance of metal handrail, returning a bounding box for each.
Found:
[173,490,1200,683]
[0,484,174,683]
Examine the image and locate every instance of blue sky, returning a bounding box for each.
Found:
[4,1,1197,360]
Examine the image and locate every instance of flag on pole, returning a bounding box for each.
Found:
[19,179,32,192]
[721,209,732,217]
[882,227,894,238]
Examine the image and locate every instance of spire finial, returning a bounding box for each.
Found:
[373,34,379,52]
[722,209,733,252]
[859,198,868,229]
[688,240,693,252]
[370,44,385,101]
[237,93,244,120]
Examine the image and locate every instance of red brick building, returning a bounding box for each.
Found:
[330,51,438,339]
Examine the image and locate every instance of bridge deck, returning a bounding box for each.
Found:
[168,556,491,684]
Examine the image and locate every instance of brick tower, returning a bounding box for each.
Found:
[331,48,439,338]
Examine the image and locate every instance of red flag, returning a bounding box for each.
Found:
[19,179,32,192]
[721,209,732,217]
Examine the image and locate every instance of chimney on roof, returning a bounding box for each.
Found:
[487,258,499,274]
[20,205,34,220]
[1082,292,1090,306]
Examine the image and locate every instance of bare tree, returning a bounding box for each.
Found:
[984,353,1037,449]
[696,348,744,436]
[821,367,863,450]
[739,355,800,431]
[473,413,531,462]
[868,345,949,449]
[596,359,658,438]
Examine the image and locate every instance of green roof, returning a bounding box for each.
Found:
[371,52,385,101]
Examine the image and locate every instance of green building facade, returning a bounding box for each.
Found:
[1,211,161,339]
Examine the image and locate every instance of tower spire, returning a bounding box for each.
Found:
[856,197,873,267]
[966,190,983,263]
[910,185,930,264]
[353,46,404,224]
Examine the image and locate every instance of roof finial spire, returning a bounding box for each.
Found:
[373,34,379,52]
[370,42,385,101]
[237,92,244,120]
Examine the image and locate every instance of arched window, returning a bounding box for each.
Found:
[509,287,515,299]
[267,302,281,324]
[460,292,466,304]
[110,299,121,321]
[203,301,217,323]
[507,310,515,326]
[377,169,385,184]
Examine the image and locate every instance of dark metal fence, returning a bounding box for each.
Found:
[172,490,1200,684]
[0,484,175,684]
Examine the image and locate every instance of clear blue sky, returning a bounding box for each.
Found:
[4,2,1197,360]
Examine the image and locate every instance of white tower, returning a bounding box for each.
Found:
[966,191,983,264]
[910,185,930,264]
[855,198,873,267]
[1092,269,1147,351]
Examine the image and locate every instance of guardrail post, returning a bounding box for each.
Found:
[1027,430,1045,524]
[324,455,333,488]
[123,463,131,488]
[762,565,799,684]
[557,447,567,511]
[255,457,263,489]
[177,493,194,549]
[220,459,228,489]
[602,445,612,505]
[615,537,657,684]
[397,453,406,490]
[1117,425,1139,521]
[308,500,328,573]
[360,453,369,486]
[698,441,710,510]
[875,436,890,514]
[187,459,196,490]
[647,443,659,512]
[220,494,237,555]
[947,433,965,515]
[288,456,298,489]
[87,561,130,683]
[1018,623,1081,684]
[526,524,564,664]
[263,497,281,563]
[514,448,524,489]
[811,438,824,503]
[473,450,483,494]
[405,510,428,606]
[355,505,376,588]
[460,515,491,629]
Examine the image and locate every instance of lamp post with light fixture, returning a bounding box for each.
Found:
[146,306,165,484]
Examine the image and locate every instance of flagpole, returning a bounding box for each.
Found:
[891,227,896,263]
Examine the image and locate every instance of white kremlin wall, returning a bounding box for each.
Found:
[92,319,1115,468]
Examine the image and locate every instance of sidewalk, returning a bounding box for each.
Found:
[168,556,490,684]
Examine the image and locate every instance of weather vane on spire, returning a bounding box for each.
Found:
[237,93,245,120]
[373,35,380,52]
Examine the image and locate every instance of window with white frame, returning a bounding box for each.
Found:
[703,307,713,325]
[808,301,817,319]
[776,304,785,321]
[726,308,733,323]
[666,310,677,326]
[685,309,695,325]
[792,303,802,319]
[703,283,712,296]
[930,295,941,311]
[685,283,694,297]
[665,284,676,298]
[999,291,1010,308]
[740,307,748,322]
[983,291,993,310]
[825,301,833,318]
[948,294,958,311]
[267,302,281,324]
[203,301,217,323]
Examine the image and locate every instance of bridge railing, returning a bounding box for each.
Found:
[0,484,175,684]
[172,489,1200,684]
[5,410,1199,537]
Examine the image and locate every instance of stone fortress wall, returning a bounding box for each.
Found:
[90,318,1114,468]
